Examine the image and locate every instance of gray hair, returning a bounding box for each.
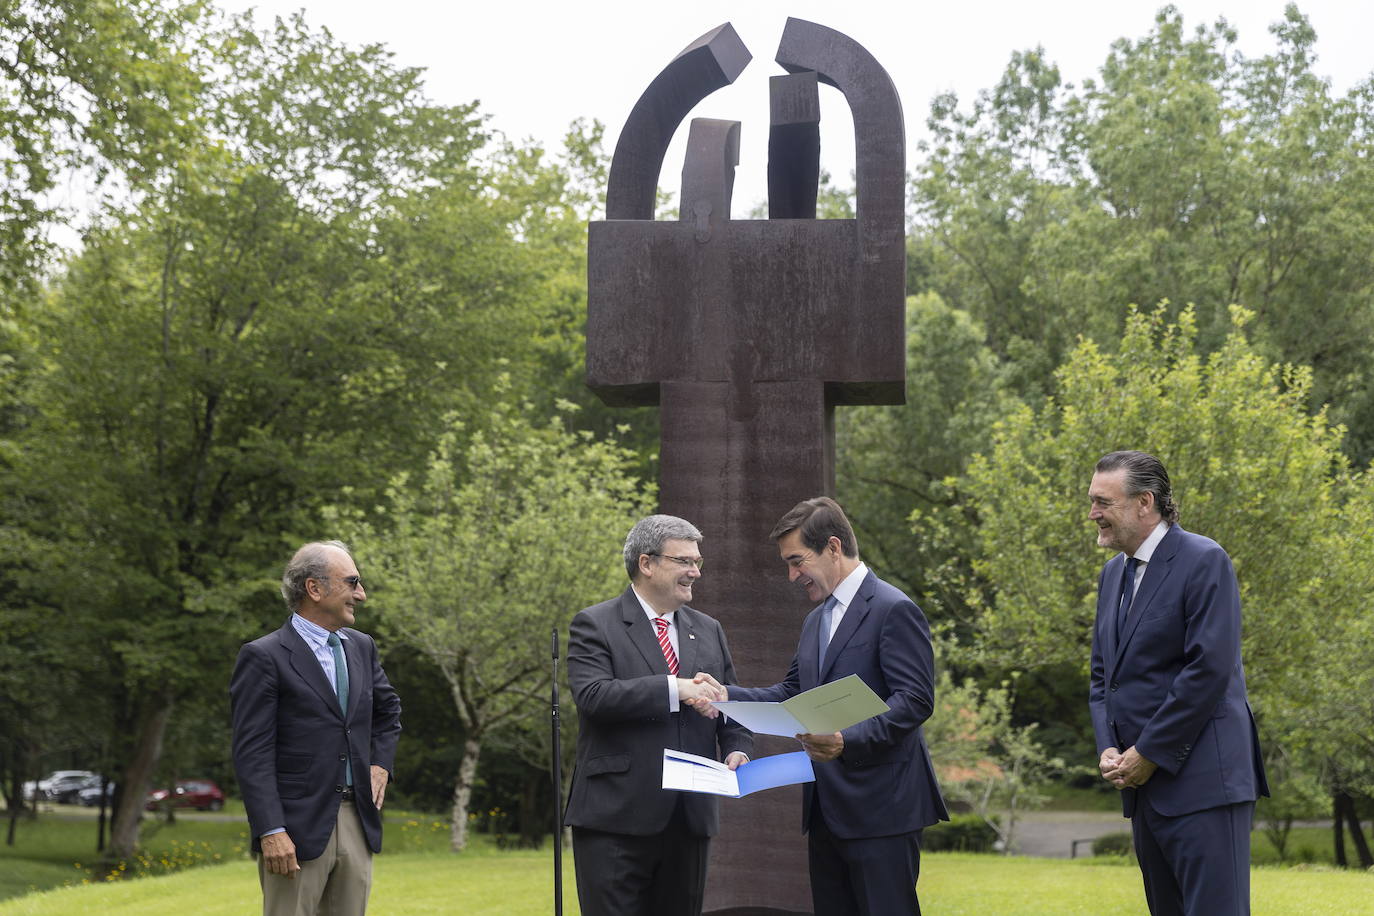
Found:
[1095,451,1180,524]
[281,540,352,612]
[623,515,702,580]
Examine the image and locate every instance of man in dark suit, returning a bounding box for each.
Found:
[1088,451,1267,916]
[231,540,402,916]
[703,496,948,915]
[564,514,753,916]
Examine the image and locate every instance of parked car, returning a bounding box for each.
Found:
[23,770,98,803]
[145,779,225,811]
[49,773,104,804]
[77,782,116,807]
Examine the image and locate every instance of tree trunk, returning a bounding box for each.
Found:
[1338,791,1374,869]
[1334,793,1348,868]
[449,734,481,852]
[105,693,175,866]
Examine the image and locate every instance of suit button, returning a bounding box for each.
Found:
[1110,682,1119,691]
[339,754,347,762]
[335,785,344,793]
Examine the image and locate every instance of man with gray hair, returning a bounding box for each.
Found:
[1088,451,1266,915]
[231,540,401,916]
[564,515,752,916]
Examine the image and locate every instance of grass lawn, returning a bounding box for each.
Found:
[4,808,1370,914]
[4,850,1372,915]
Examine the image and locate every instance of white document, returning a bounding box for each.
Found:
[711,674,890,737]
[661,748,815,798]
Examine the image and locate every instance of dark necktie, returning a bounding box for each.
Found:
[327,632,353,786]
[1115,556,1140,639]
[817,596,839,669]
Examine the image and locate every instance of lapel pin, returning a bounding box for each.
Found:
[688,634,696,639]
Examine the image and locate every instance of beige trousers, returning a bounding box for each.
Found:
[259,801,373,916]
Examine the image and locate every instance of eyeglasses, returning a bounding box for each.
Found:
[648,553,704,570]
[322,575,364,589]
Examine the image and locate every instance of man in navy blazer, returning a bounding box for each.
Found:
[231,540,401,916]
[564,515,752,916]
[704,497,948,915]
[1088,451,1267,916]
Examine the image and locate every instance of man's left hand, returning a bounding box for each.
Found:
[370,765,389,809]
[798,731,843,762]
[1105,746,1157,789]
[724,751,749,771]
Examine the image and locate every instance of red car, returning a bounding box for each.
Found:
[145,779,225,811]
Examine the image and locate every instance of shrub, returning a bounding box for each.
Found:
[1093,832,1134,858]
[924,814,1000,853]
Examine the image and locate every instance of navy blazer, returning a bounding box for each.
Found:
[730,570,948,839]
[1089,525,1267,817]
[230,620,402,860]
[563,588,753,838]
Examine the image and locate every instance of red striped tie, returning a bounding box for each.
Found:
[654,617,679,675]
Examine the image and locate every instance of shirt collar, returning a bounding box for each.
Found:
[830,561,869,609]
[631,586,675,624]
[1129,520,1171,564]
[292,612,347,645]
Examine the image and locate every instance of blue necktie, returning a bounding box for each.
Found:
[327,633,353,786]
[1115,557,1140,640]
[817,596,839,669]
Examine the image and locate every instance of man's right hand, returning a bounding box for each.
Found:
[261,831,300,877]
[679,672,728,716]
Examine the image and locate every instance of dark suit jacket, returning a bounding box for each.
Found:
[230,619,402,860]
[563,587,753,837]
[1089,525,1268,818]
[730,569,948,839]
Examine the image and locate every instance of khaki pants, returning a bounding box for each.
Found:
[259,801,373,916]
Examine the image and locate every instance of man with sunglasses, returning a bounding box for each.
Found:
[231,540,401,916]
[564,515,752,916]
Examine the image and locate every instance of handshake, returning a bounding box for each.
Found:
[679,671,728,718]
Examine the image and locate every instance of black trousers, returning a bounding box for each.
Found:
[808,804,923,916]
[572,798,710,916]
[1132,799,1254,916]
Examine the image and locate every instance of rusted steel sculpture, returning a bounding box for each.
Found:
[586,18,906,915]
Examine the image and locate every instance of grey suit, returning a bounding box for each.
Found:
[564,587,752,916]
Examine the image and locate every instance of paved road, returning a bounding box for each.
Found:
[1012,810,1128,858]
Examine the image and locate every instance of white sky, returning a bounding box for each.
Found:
[220,1,1374,213]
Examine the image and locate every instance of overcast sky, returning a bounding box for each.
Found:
[219,1,1374,213]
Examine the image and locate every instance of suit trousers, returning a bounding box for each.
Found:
[571,797,710,916]
[808,801,923,916]
[259,800,372,916]
[1132,798,1254,916]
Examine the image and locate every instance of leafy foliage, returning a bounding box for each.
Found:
[911,4,1374,461]
[335,387,652,849]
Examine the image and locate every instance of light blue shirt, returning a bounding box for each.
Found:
[291,612,348,698]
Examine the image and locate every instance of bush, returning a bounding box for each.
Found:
[924,814,1000,852]
[1093,832,1134,858]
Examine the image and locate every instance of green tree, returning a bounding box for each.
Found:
[958,305,1370,815]
[0,0,204,301]
[924,670,1064,855]
[337,387,651,851]
[8,7,594,862]
[837,292,1013,621]
[911,4,1374,460]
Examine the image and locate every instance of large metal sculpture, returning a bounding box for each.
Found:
[587,18,906,915]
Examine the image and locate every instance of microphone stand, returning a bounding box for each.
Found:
[551,627,564,916]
